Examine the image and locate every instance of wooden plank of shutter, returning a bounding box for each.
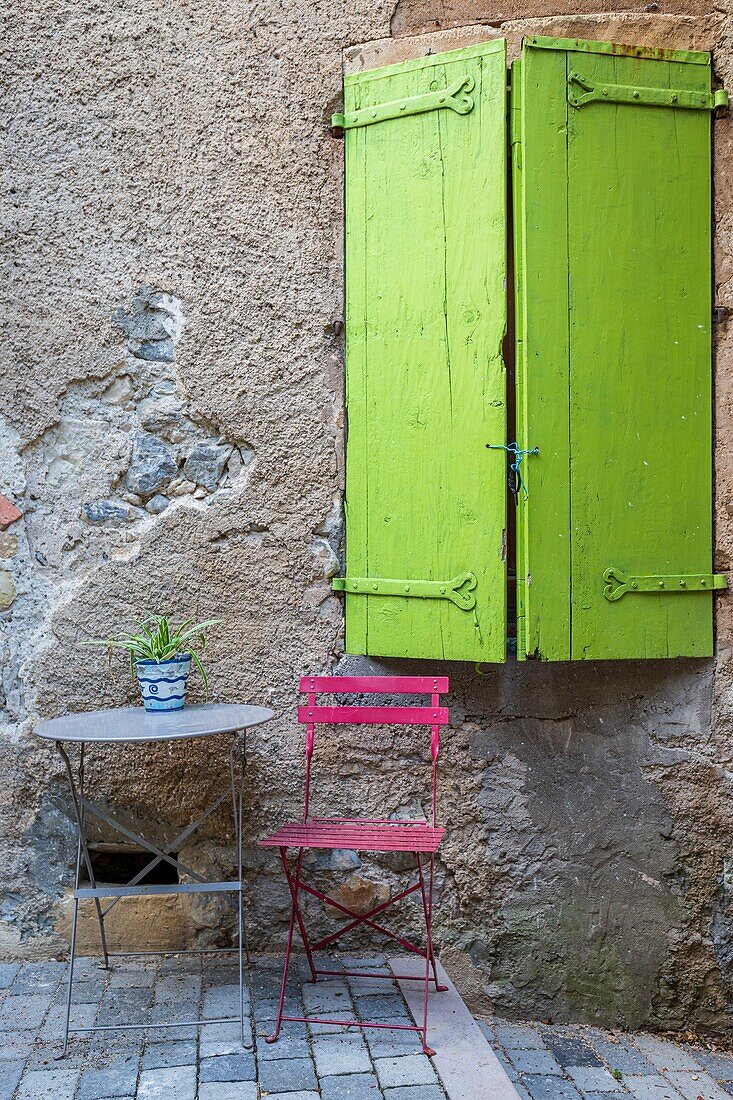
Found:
[512,46,572,661]
[515,36,720,660]
[340,40,508,662]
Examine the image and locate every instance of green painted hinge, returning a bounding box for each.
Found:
[332,571,477,610]
[603,565,728,602]
[332,75,475,133]
[568,71,729,112]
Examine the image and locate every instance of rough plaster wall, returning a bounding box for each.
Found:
[2,0,732,1036]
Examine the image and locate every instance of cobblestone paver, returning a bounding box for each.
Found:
[480,1016,733,1100]
[0,954,446,1099]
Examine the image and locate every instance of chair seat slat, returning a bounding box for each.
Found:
[259,819,445,853]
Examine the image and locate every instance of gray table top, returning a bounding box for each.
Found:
[34,703,275,744]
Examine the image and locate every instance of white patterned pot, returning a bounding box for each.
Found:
[135,654,192,712]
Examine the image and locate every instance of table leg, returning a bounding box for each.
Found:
[229,733,247,1045]
[58,742,110,966]
[56,742,110,1059]
[57,822,81,1059]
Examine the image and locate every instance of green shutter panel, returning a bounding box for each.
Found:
[513,36,726,660]
[336,41,508,662]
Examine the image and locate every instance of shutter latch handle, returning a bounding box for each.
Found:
[487,441,539,504]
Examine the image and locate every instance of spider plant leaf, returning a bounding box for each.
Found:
[175,620,220,646]
[189,649,209,698]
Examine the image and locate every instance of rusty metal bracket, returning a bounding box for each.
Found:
[603,565,728,602]
[568,71,728,113]
[332,571,477,610]
[332,75,475,134]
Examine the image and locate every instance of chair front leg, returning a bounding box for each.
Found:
[283,847,318,983]
[267,846,315,1043]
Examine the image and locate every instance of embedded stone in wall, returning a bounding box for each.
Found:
[82,500,144,526]
[0,495,21,531]
[0,571,17,610]
[183,440,233,492]
[125,431,178,498]
[146,494,170,515]
[112,284,184,362]
[324,874,390,918]
[135,339,175,363]
[137,392,188,439]
[0,534,18,558]
[302,848,362,871]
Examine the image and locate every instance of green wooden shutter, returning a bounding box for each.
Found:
[336,41,508,662]
[513,36,725,660]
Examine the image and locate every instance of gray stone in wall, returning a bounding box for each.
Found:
[134,338,175,363]
[82,500,141,526]
[138,393,188,438]
[112,287,172,341]
[302,849,362,871]
[146,494,170,515]
[126,432,178,497]
[183,441,232,492]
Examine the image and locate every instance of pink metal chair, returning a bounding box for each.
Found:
[258,674,449,1055]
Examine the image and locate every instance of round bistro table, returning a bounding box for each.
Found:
[35,702,274,1056]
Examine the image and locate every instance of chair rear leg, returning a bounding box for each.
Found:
[417,854,447,993]
[419,853,438,1056]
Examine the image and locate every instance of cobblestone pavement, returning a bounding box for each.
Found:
[3,953,733,1100]
[0,953,446,1100]
[479,1016,733,1100]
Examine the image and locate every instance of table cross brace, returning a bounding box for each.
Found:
[101,788,232,917]
[71,789,207,885]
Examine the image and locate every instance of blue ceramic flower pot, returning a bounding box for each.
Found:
[135,654,192,712]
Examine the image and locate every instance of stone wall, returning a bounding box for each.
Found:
[2,0,732,1036]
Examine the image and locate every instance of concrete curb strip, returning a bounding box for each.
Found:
[388,956,520,1100]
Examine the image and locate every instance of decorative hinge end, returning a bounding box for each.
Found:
[569,70,725,112]
[333,571,477,610]
[332,74,475,133]
[603,565,728,602]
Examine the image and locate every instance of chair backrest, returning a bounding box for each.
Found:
[298,675,449,826]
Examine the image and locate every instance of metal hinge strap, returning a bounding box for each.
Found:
[568,71,729,112]
[332,75,475,134]
[603,566,728,602]
[332,571,477,610]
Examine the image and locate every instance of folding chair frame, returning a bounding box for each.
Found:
[260,675,449,1055]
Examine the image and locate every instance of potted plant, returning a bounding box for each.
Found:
[87,614,217,713]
